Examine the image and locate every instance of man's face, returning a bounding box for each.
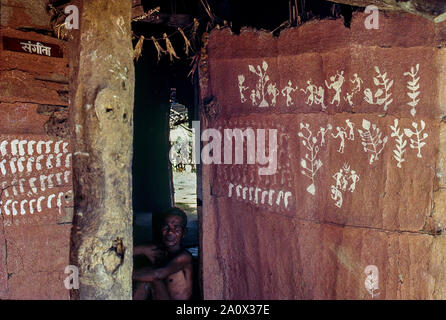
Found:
[161,215,185,248]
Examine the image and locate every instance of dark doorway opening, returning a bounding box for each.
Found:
[131,18,201,299]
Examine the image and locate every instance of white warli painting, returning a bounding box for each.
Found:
[390,119,407,168]
[301,79,326,110]
[267,82,280,106]
[298,122,326,195]
[325,70,345,106]
[330,120,355,154]
[317,124,333,146]
[234,61,431,206]
[248,61,274,107]
[281,80,298,107]
[331,126,348,154]
[357,119,388,164]
[228,182,293,209]
[404,64,420,117]
[364,265,380,298]
[345,74,363,107]
[237,62,421,118]
[404,120,428,158]
[345,120,355,140]
[330,163,360,208]
[364,66,394,111]
[237,74,248,103]
[0,138,73,221]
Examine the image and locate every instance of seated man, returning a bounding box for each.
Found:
[133,207,193,300]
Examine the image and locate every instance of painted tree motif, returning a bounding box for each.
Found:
[248,61,271,107]
[404,120,428,158]
[357,119,388,164]
[389,119,407,168]
[403,64,420,117]
[364,66,394,111]
[298,123,325,196]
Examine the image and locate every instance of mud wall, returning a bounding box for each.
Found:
[201,13,446,299]
[0,1,73,299]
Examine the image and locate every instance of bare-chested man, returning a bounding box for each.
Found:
[133,208,193,300]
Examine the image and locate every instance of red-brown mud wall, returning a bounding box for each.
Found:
[201,13,446,299]
[0,1,73,299]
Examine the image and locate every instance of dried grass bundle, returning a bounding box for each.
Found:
[164,33,179,61]
[133,35,144,61]
[151,36,166,61]
[192,18,200,40]
[132,6,160,22]
[48,4,69,40]
[178,27,192,56]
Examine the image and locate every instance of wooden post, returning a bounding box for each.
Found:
[69,0,135,300]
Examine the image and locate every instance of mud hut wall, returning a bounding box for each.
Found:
[201,13,446,299]
[0,0,72,299]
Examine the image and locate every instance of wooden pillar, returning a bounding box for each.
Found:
[69,0,135,299]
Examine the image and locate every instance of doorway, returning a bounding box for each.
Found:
[131,17,201,299]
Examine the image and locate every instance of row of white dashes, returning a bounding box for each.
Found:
[0,191,71,216]
[228,183,293,209]
[1,171,71,197]
[0,140,69,157]
[0,153,72,175]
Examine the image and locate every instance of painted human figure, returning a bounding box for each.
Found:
[317,124,332,146]
[315,86,327,110]
[342,174,348,191]
[281,80,298,106]
[301,79,317,105]
[333,169,344,189]
[318,127,328,146]
[325,71,345,106]
[238,75,248,103]
[351,73,363,94]
[345,92,354,106]
[345,119,355,140]
[344,74,363,107]
[267,83,280,106]
[349,170,360,192]
[250,89,258,105]
[331,127,347,153]
[331,185,343,208]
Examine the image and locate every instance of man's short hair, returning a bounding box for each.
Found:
[161,207,187,229]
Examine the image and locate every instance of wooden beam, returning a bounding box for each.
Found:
[132,0,146,20]
[132,1,192,27]
[326,0,446,22]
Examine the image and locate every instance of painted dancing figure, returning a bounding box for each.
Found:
[331,127,347,153]
[325,71,345,106]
